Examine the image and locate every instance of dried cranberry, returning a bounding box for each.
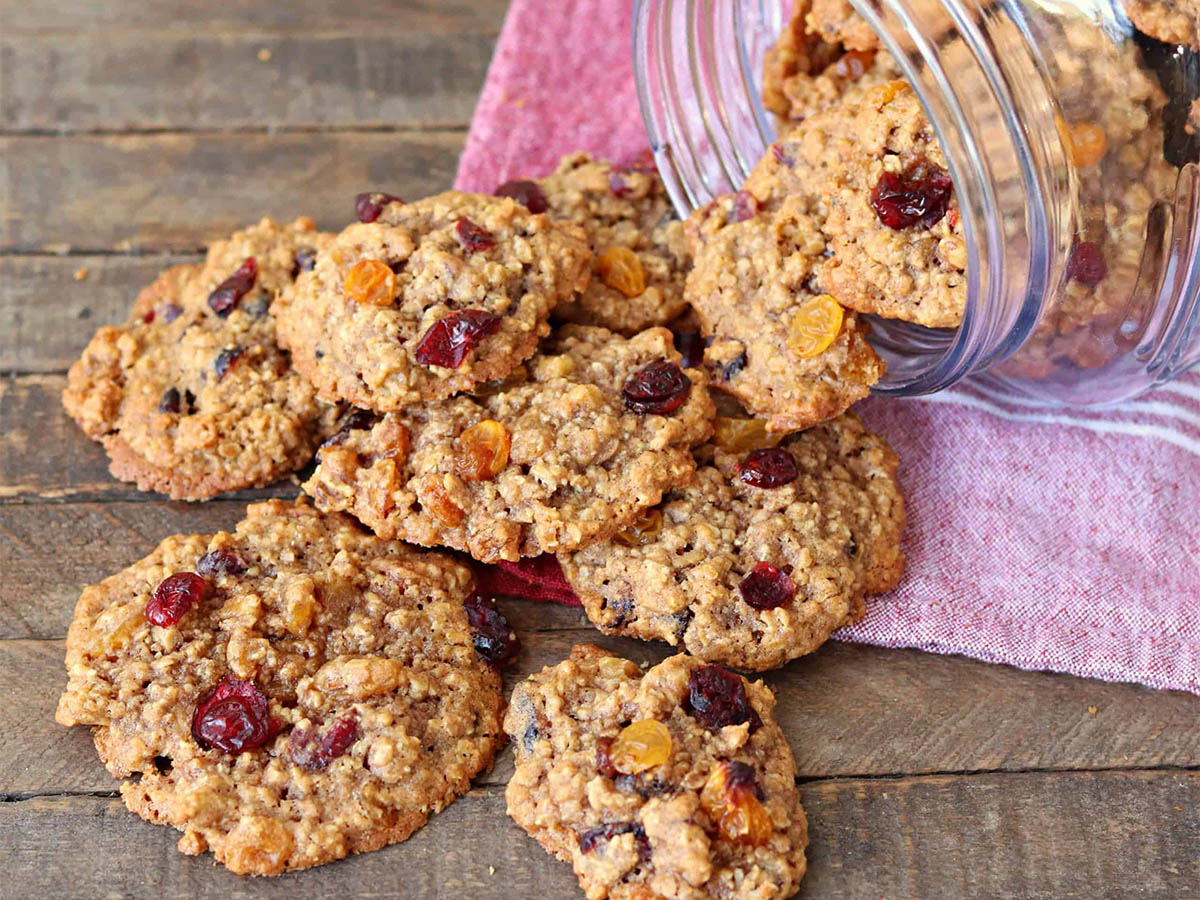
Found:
[355,191,403,223]
[771,143,793,166]
[685,665,762,732]
[738,562,796,610]
[464,592,519,666]
[735,448,798,488]
[142,310,155,324]
[322,408,379,448]
[1067,241,1107,287]
[673,331,708,369]
[579,822,650,860]
[622,360,691,415]
[161,303,184,323]
[455,217,496,252]
[207,258,258,317]
[722,760,766,800]
[731,191,759,223]
[596,738,618,777]
[609,171,635,198]
[722,352,747,381]
[191,675,277,754]
[213,346,244,380]
[494,179,548,214]
[289,712,359,770]
[870,166,953,229]
[196,548,247,578]
[146,572,208,627]
[617,148,657,173]
[291,248,317,277]
[414,309,502,368]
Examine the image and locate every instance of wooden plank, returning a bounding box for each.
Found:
[0,130,465,252]
[8,631,1200,797]
[1,772,1196,899]
[0,255,198,373]
[0,31,498,132]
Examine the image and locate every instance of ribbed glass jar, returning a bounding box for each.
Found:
[633,0,1200,402]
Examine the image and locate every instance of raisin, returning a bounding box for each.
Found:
[788,294,843,359]
[870,165,953,229]
[455,419,511,481]
[722,352,747,381]
[578,822,650,860]
[596,246,646,297]
[494,179,549,214]
[145,572,208,627]
[735,448,798,488]
[700,760,772,847]
[191,675,277,754]
[344,258,397,307]
[291,248,317,277]
[289,712,359,770]
[731,191,758,223]
[414,309,502,368]
[157,387,182,414]
[738,562,796,610]
[685,665,761,731]
[1063,121,1107,167]
[161,303,184,323]
[833,48,876,79]
[455,217,496,252]
[464,592,519,667]
[622,360,691,415]
[355,191,402,223]
[673,331,708,369]
[322,408,380,448]
[196,548,247,578]
[213,346,244,381]
[1067,241,1107,287]
[713,417,776,453]
[424,480,465,526]
[614,508,664,547]
[207,258,258,317]
[609,720,673,774]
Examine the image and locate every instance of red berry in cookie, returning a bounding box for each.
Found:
[1067,241,1107,287]
[191,675,277,754]
[355,191,403,223]
[145,572,208,627]
[685,664,762,731]
[212,346,244,381]
[578,822,650,859]
[621,359,691,415]
[735,448,798,488]
[731,190,759,223]
[869,165,953,229]
[738,561,796,610]
[288,711,359,770]
[494,179,549,214]
[414,309,502,369]
[464,592,519,667]
[207,257,258,317]
[455,217,497,252]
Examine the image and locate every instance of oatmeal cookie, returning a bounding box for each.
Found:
[303,326,716,562]
[55,499,508,875]
[1126,0,1200,48]
[61,218,340,501]
[273,190,591,412]
[685,192,885,434]
[559,413,904,671]
[505,645,808,900]
[505,152,692,334]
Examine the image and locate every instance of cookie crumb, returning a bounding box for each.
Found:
[1087,706,1098,715]
[73,266,89,281]
[257,47,273,62]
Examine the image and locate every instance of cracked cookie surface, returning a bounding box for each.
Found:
[55,499,505,875]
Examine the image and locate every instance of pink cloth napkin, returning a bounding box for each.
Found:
[456,0,1200,694]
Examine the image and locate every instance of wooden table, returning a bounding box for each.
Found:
[2,2,1198,896]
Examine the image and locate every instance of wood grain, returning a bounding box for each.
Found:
[0,131,464,252]
[3,772,1196,899]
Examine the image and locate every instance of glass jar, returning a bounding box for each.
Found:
[633,0,1200,402]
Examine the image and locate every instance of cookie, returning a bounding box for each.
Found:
[61,218,340,500]
[685,191,885,434]
[1125,0,1200,48]
[55,498,509,875]
[272,190,591,412]
[560,413,904,671]
[505,645,808,900]
[517,151,692,335]
[303,325,716,562]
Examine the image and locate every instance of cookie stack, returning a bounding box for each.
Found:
[55,28,914,893]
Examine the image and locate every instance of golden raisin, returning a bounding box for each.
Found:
[614,508,664,547]
[610,719,673,774]
[833,49,876,79]
[344,259,397,307]
[700,761,773,847]
[455,419,511,481]
[1067,122,1108,167]
[424,480,465,526]
[788,294,844,359]
[596,247,646,298]
[712,417,779,453]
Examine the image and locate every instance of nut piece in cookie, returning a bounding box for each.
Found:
[303,325,716,562]
[504,645,808,899]
[55,499,508,875]
[560,413,905,671]
[502,151,691,334]
[685,192,885,433]
[61,217,340,501]
[273,190,591,412]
